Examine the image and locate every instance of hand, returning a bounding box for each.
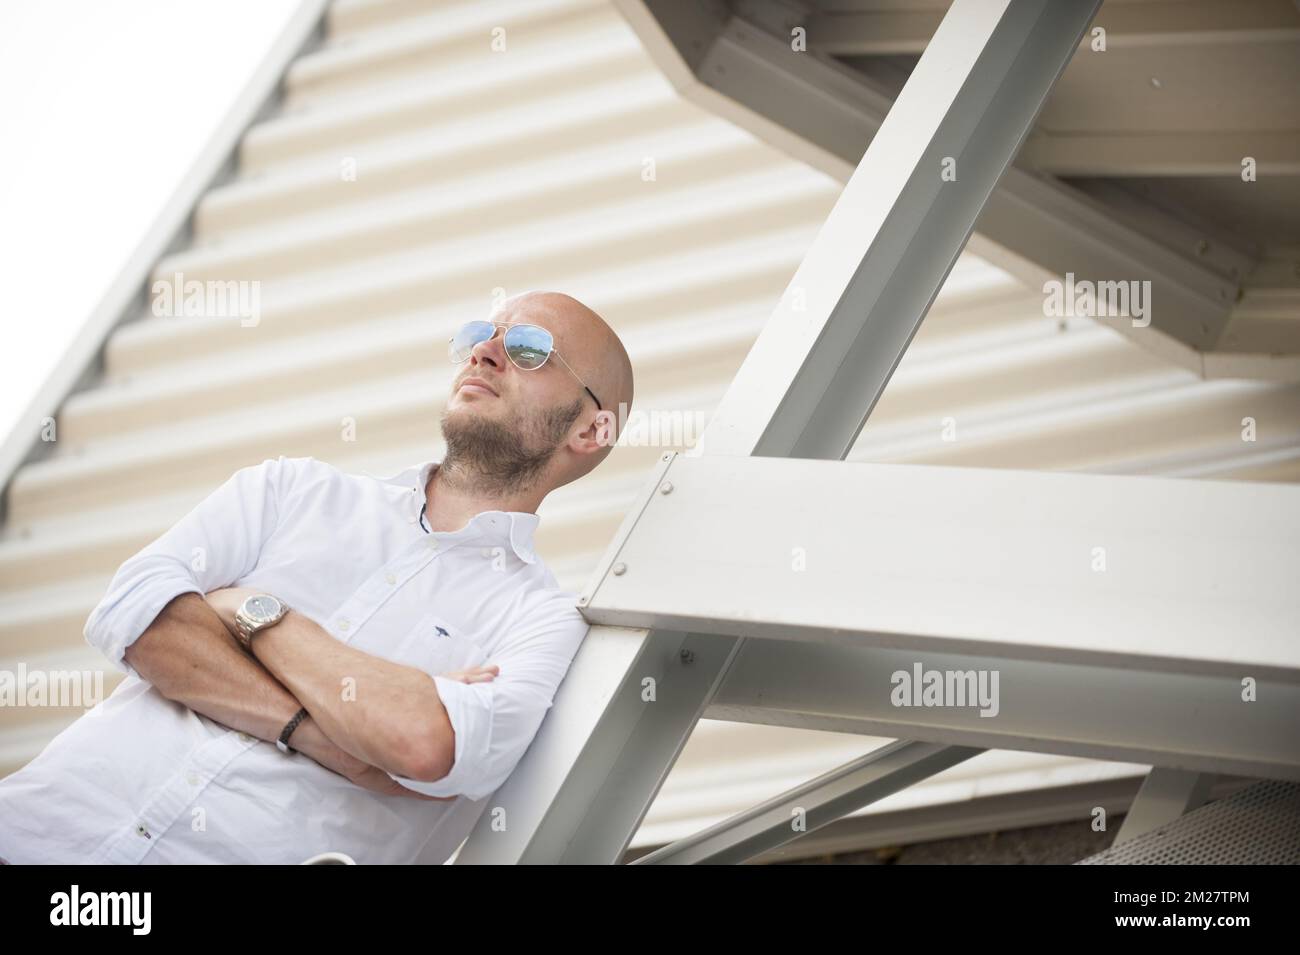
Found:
[440,663,500,684]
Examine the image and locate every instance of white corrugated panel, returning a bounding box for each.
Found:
[3,0,1297,855]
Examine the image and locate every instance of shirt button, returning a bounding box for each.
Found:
[338,618,351,631]
[385,573,396,585]
[426,538,438,550]
[238,731,254,743]
[186,771,201,786]
[135,824,151,839]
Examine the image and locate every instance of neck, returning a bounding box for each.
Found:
[423,460,548,533]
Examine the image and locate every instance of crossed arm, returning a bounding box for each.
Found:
[124,588,497,800]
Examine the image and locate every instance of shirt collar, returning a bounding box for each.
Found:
[373,460,539,565]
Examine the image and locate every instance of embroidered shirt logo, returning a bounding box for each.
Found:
[435,626,450,638]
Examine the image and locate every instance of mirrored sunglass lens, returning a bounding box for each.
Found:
[504,324,552,369]
[450,321,494,361]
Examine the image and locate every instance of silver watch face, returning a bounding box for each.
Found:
[243,595,283,625]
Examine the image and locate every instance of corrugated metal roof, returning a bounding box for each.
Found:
[3,0,1296,853]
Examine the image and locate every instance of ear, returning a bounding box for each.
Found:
[568,409,618,454]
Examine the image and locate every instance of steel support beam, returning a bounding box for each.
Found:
[580,455,1300,682]
[800,0,1300,56]
[631,741,983,865]
[1016,130,1300,178]
[615,0,1281,371]
[577,454,1300,780]
[455,0,1100,864]
[1115,769,1218,844]
[702,640,1300,781]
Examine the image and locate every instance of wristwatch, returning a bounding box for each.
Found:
[234,593,290,651]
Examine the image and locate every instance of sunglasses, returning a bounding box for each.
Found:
[448,320,602,411]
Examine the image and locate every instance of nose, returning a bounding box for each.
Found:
[469,325,506,370]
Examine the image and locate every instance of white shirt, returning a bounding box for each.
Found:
[0,456,589,864]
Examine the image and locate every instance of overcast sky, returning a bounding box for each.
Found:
[0,0,300,456]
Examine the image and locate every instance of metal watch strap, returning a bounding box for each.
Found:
[277,707,309,755]
[235,596,289,651]
[235,616,256,650]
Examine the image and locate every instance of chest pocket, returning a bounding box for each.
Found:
[391,611,490,679]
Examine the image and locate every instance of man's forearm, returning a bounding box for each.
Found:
[243,609,450,782]
[130,590,449,782]
[124,593,307,741]
[123,593,371,781]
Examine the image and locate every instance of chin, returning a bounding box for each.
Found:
[450,394,495,415]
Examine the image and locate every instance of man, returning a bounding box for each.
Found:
[0,290,634,864]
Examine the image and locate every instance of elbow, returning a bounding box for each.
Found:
[115,593,205,696]
[395,711,455,783]
[121,628,167,694]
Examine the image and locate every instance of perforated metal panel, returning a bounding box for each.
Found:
[1077,780,1300,864]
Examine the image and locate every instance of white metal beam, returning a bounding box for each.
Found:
[580,454,1300,680]
[1114,769,1217,843]
[802,0,1300,56]
[455,0,1101,864]
[631,740,983,865]
[579,454,1300,778]
[1016,130,1300,178]
[614,0,1297,374]
[702,641,1300,781]
[745,774,1254,864]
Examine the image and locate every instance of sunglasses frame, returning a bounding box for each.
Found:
[449,320,603,411]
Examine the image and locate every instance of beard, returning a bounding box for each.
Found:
[439,394,585,496]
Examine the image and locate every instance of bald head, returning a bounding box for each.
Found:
[491,290,634,445]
